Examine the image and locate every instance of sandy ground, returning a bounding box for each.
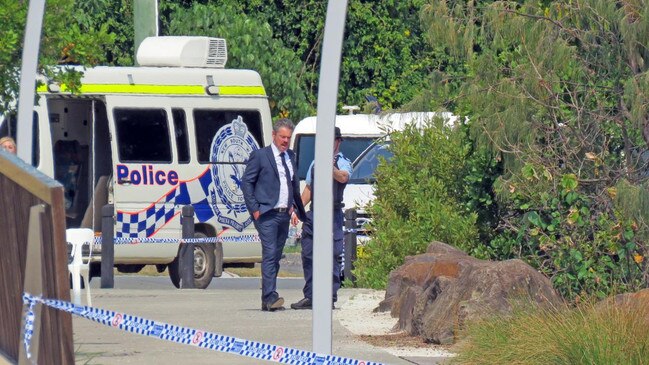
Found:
[335,289,456,359]
[232,253,457,361]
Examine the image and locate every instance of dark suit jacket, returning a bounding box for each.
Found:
[242,146,306,221]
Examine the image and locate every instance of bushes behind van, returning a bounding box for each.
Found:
[353,119,490,289]
[162,2,312,121]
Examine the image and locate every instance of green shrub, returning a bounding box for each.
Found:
[453,299,649,365]
[353,118,482,289]
[488,168,646,302]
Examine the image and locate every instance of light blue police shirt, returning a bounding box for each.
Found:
[305,152,353,187]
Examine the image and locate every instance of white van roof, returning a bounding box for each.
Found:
[37,36,264,97]
[37,67,266,97]
[293,111,457,138]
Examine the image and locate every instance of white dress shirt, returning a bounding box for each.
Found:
[271,143,293,209]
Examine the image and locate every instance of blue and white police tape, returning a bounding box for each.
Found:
[92,234,260,245]
[90,230,358,245]
[22,293,383,365]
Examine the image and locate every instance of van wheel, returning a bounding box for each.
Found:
[168,233,217,289]
[193,232,215,289]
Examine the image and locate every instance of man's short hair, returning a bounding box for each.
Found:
[273,118,295,132]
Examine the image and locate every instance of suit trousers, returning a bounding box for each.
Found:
[254,209,290,304]
[300,209,344,302]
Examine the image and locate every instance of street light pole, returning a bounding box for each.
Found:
[17,0,46,164]
[313,0,348,354]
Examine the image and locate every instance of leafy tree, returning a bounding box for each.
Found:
[0,0,115,115]
[160,1,436,112]
[354,120,481,288]
[73,0,134,66]
[159,1,311,120]
[418,0,649,300]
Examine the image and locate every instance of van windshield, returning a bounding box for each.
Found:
[349,141,393,184]
[295,135,376,180]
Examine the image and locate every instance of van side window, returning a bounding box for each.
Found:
[114,108,171,163]
[172,108,190,164]
[193,109,263,163]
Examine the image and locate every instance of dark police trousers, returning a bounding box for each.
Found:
[300,209,344,302]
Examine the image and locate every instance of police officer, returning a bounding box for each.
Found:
[290,127,352,310]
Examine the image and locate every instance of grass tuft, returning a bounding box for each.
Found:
[452,299,649,365]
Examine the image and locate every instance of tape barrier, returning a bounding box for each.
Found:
[88,229,355,245]
[92,234,260,245]
[22,293,383,365]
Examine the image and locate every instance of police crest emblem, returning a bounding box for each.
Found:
[208,116,259,231]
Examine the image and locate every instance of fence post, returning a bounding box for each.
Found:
[101,204,114,288]
[180,205,195,289]
[343,208,357,285]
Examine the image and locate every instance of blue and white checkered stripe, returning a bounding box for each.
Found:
[22,293,383,365]
[115,168,215,238]
[21,293,39,362]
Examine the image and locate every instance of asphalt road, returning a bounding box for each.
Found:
[103,274,304,291]
[74,276,419,365]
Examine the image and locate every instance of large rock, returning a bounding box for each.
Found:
[378,242,562,344]
[600,288,649,320]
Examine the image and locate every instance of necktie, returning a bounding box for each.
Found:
[280,152,294,208]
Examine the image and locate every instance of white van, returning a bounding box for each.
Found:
[291,113,384,183]
[8,36,273,288]
[290,112,456,214]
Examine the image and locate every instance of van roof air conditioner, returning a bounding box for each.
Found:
[136,36,227,68]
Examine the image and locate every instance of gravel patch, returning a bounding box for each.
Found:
[336,290,456,359]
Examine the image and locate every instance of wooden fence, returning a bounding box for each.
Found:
[0,152,73,364]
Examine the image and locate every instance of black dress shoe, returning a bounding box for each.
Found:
[262,297,284,311]
[290,297,312,310]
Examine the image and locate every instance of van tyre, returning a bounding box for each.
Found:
[168,233,219,288]
[193,232,215,289]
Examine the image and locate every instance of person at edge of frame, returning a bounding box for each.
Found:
[0,136,17,154]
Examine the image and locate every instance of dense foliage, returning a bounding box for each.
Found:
[161,0,435,113]
[354,120,482,288]
[417,0,649,300]
[0,0,114,115]
[159,1,311,120]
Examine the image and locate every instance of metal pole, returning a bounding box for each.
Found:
[134,0,159,65]
[180,205,195,289]
[313,0,348,354]
[100,204,114,288]
[343,208,357,285]
[17,0,46,164]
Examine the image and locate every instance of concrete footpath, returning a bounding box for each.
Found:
[71,276,450,365]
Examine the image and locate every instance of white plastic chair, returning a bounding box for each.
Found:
[66,228,94,306]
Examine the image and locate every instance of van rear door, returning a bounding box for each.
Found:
[108,102,179,260]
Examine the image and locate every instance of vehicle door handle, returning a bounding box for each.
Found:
[117,178,131,185]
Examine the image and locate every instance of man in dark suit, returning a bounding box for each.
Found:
[242,118,306,311]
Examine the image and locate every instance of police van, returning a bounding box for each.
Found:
[11,36,273,288]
